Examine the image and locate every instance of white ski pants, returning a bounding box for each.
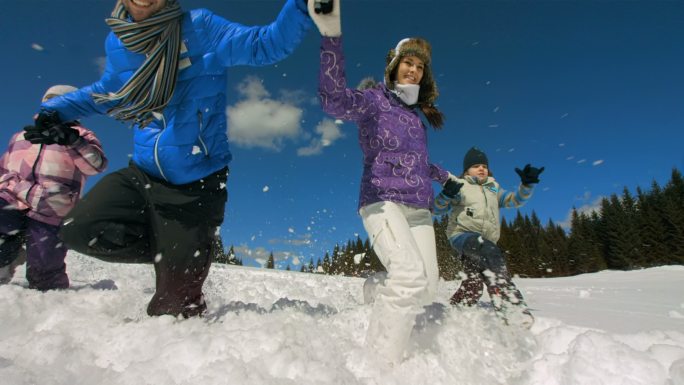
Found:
[359,201,439,363]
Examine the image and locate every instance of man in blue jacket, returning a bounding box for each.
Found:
[33,0,313,317]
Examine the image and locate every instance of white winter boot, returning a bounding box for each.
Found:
[499,306,535,329]
[362,271,387,304]
[511,308,535,329]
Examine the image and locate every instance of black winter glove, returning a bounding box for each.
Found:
[442,179,464,198]
[23,125,56,145]
[515,164,545,185]
[25,110,80,146]
[309,0,334,14]
[35,109,62,131]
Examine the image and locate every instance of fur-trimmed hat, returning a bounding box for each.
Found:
[42,85,78,102]
[384,38,438,105]
[463,147,488,172]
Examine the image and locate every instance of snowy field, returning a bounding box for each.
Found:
[0,252,682,385]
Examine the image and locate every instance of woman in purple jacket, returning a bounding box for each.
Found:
[309,1,452,363]
[0,86,108,290]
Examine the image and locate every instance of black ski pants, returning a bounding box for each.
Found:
[59,162,227,317]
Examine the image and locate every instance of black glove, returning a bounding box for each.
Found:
[24,125,56,145]
[35,109,62,129]
[515,164,545,185]
[310,0,334,14]
[25,111,80,146]
[442,179,464,198]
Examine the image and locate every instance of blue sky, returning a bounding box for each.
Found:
[1,1,682,268]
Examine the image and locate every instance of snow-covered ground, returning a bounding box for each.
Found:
[0,252,682,385]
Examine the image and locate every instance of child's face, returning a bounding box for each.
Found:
[466,164,488,181]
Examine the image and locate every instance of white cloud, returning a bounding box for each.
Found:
[268,233,313,247]
[233,245,293,266]
[559,196,604,229]
[227,76,303,151]
[297,119,344,156]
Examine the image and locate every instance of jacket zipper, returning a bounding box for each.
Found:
[153,115,169,182]
[197,110,208,155]
[481,185,489,237]
[26,144,44,202]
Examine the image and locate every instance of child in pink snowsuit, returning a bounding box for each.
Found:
[0,85,108,290]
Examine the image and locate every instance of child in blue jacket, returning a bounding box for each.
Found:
[434,147,544,327]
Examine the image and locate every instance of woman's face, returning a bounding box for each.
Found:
[467,164,489,181]
[395,55,424,85]
[122,0,168,21]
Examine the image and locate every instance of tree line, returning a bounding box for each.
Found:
[214,168,684,279]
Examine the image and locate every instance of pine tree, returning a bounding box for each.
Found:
[635,186,669,266]
[226,245,242,266]
[367,239,385,275]
[330,244,341,275]
[538,218,568,277]
[601,194,639,269]
[266,252,275,269]
[434,215,459,280]
[338,242,352,276]
[567,209,605,274]
[354,237,366,275]
[587,211,607,272]
[526,211,546,276]
[307,258,315,273]
[322,252,331,274]
[212,235,228,264]
[501,212,527,275]
[662,169,684,263]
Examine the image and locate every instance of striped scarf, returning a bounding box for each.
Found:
[93,0,183,127]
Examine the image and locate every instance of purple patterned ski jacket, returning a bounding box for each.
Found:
[318,37,448,211]
[0,126,108,225]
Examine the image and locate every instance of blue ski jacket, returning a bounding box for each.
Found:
[42,0,311,184]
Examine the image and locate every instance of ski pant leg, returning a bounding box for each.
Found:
[24,219,68,290]
[459,235,526,309]
[59,166,151,263]
[405,207,439,305]
[0,198,27,268]
[145,167,228,318]
[362,208,436,306]
[449,233,485,306]
[360,201,430,363]
[60,164,228,317]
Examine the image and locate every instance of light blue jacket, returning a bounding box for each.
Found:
[42,0,312,184]
[434,175,534,243]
